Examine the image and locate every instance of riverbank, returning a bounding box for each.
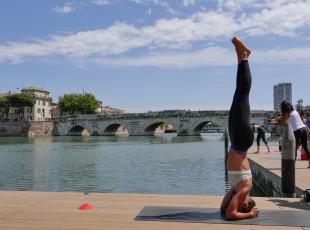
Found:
[248,146,309,197]
[0,191,308,229]
[0,121,54,137]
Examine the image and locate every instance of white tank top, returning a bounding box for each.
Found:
[288,110,305,131]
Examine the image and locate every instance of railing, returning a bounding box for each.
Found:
[53,110,273,122]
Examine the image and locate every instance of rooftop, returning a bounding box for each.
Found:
[21,87,49,93]
[102,106,124,113]
[0,92,10,97]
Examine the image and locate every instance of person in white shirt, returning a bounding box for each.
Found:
[268,101,310,168]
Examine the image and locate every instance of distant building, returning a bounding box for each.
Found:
[52,102,123,117]
[0,92,10,97]
[100,106,124,114]
[20,87,53,121]
[51,103,61,118]
[273,83,292,111]
[0,87,52,121]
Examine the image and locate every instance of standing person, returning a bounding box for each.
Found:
[220,37,259,220]
[268,101,310,168]
[253,125,270,153]
[299,111,310,132]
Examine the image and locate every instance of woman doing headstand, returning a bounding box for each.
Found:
[220,37,259,220]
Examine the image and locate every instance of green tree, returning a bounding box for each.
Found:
[58,93,100,115]
[296,99,304,112]
[0,96,10,119]
[8,93,36,108]
[7,93,36,120]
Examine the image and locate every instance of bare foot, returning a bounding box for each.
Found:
[231,37,251,63]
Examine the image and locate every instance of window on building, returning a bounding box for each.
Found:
[43,101,46,106]
[27,116,32,121]
[27,108,32,113]
[37,108,41,113]
[37,100,40,105]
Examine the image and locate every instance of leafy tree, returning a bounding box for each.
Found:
[7,93,36,120]
[296,99,304,112]
[58,93,100,115]
[8,93,36,108]
[0,96,10,119]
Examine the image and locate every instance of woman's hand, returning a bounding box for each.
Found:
[250,207,259,218]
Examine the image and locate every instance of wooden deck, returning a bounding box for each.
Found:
[0,191,309,230]
[248,146,310,191]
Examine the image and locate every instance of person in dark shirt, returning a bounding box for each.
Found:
[253,125,270,153]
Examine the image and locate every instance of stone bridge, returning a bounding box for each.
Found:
[53,110,272,136]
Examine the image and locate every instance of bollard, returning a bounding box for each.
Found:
[281,123,296,198]
[224,128,229,165]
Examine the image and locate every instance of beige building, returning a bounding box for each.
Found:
[50,103,124,118]
[20,87,52,121]
[100,106,124,114]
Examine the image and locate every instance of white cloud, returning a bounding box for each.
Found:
[130,0,169,7]
[147,8,152,15]
[93,47,235,68]
[130,0,178,14]
[254,47,310,63]
[91,0,113,5]
[92,46,310,68]
[0,12,239,63]
[216,0,263,11]
[241,1,310,36]
[54,4,75,14]
[183,0,196,7]
[2,0,310,64]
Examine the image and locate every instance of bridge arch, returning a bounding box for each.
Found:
[193,121,221,135]
[144,121,176,136]
[103,124,128,136]
[67,125,90,136]
[91,131,99,136]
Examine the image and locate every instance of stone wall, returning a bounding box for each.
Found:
[249,158,303,197]
[28,121,54,137]
[0,122,29,136]
[0,121,54,137]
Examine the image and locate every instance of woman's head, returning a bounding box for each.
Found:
[280,101,294,115]
[239,198,256,213]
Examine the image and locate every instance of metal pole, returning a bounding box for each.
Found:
[281,123,296,198]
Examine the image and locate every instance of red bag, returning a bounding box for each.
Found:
[301,140,310,160]
[301,152,308,160]
[300,148,308,161]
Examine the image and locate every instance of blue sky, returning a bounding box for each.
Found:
[1,0,310,112]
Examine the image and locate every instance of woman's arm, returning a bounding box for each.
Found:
[220,188,235,213]
[268,114,290,125]
[225,186,259,220]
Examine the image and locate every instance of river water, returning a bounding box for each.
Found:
[0,135,277,195]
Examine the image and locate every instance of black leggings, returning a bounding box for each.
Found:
[229,60,254,152]
[294,127,310,160]
[257,132,268,146]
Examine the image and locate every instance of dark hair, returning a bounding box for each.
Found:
[239,198,256,213]
[280,101,294,115]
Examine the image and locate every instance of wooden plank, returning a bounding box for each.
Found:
[0,191,306,230]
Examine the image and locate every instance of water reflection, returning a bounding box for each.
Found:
[0,136,273,195]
